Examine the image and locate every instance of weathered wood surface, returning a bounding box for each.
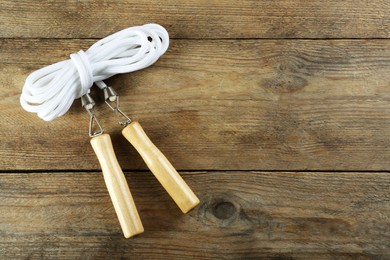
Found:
[0,171,388,259]
[1,1,390,259]
[1,39,390,171]
[1,1,390,39]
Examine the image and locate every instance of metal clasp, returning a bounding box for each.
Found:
[81,94,104,137]
[103,86,131,127]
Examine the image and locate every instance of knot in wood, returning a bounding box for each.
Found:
[212,201,237,220]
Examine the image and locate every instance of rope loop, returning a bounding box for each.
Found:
[20,24,169,121]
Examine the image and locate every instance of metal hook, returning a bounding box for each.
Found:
[103,86,131,127]
[81,94,104,137]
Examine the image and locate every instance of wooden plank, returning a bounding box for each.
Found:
[1,39,390,171]
[1,1,390,39]
[0,171,388,259]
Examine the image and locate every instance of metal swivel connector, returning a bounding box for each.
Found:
[81,94,104,137]
[103,86,131,127]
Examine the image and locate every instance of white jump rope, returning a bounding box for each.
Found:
[20,24,199,238]
[21,23,169,121]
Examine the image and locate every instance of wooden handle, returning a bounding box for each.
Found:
[122,121,200,213]
[90,134,144,238]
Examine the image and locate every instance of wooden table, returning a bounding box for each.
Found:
[1,1,389,259]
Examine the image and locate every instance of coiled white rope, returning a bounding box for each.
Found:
[20,23,169,121]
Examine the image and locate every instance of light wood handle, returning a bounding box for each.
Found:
[90,134,144,238]
[122,121,200,213]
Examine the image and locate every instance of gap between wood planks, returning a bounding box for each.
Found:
[4,37,390,41]
[1,169,390,174]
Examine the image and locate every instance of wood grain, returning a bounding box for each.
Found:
[1,39,390,171]
[122,121,200,213]
[0,171,388,259]
[90,133,144,238]
[1,1,390,39]
[2,1,390,258]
